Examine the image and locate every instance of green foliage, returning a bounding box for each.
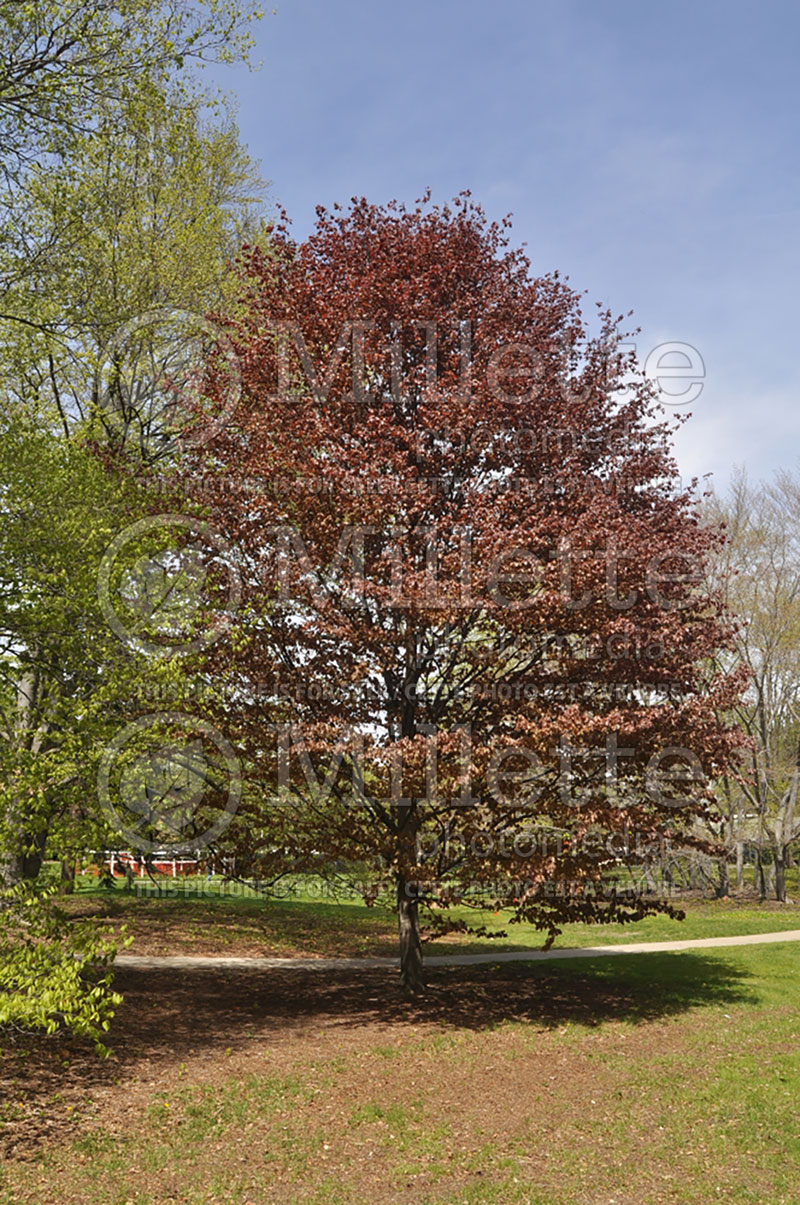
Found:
[0,411,215,869]
[0,87,266,450]
[0,1,269,1048]
[0,883,122,1052]
[0,0,262,180]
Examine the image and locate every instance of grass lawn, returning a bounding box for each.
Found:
[1,940,799,1203]
[59,876,800,959]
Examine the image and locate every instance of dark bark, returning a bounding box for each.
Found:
[756,849,767,901]
[735,840,744,890]
[60,858,75,894]
[774,850,787,903]
[716,857,730,898]
[0,830,46,887]
[397,872,424,994]
[1,669,49,887]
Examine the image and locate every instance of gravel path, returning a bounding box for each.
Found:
[114,927,800,972]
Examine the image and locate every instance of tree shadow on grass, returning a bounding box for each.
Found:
[108,949,759,1056]
[0,952,758,1156]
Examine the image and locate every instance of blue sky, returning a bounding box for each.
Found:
[210,0,800,493]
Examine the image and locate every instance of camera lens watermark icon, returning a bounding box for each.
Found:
[96,307,241,458]
[98,713,242,855]
[98,514,241,654]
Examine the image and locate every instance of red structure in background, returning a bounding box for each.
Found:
[101,851,214,878]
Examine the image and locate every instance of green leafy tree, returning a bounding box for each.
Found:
[0,406,243,876]
[0,0,267,1044]
[0,0,267,875]
[0,83,266,447]
[0,413,172,879]
[0,413,175,1045]
[0,0,261,181]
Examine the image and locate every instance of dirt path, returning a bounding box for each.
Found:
[114,926,800,971]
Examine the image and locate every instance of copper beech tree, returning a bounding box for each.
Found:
[187,195,744,992]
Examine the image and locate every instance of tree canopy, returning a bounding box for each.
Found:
[0,0,260,180]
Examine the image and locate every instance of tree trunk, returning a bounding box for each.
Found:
[1,669,49,888]
[756,849,767,901]
[60,858,75,894]
[717,857,730,898]
[735,841,744,890]
[0,832,46,888]
[774,850,787,903]
[397,873,424,994]
[688,858,699,890]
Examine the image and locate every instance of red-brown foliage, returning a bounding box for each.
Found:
[185,194,745,989]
